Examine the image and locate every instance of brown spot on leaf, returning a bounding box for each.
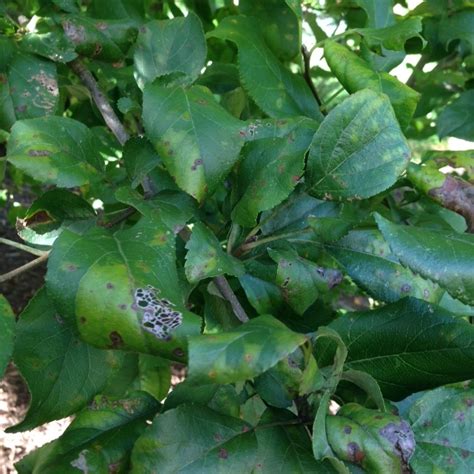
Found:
[218,448,228,459]
[347,442,365,464]
[461,450,470,459]
[173,347,185,358]
[344,426,352,434]
[109,331,123,348]
[191,158,203,171]
[106,283,114,289]
[79,317,86,324]
[28,149,51,157]
[118,304,127,310]
[465,398,473,407]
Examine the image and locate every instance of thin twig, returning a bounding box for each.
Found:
[213,275,249,323]
[67,58,130,146]
[301,45,324,111]
[255,419,313,430]
[0,253,49,284]
[0,238,47,256]
[103,207,137,229]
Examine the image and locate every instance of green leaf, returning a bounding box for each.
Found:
[20,27,77,63]
[306,89,410,200]
[340,369,386,411]
[239,274,284,315]
[354,0,395,28]
[130,405,258,472]
[122,137,160,188]
[318,298,474,400]
[326,404,415,472]
[7,117,103,187]
[143,84,245,202]
[324,42,419,129]
[138,355,171,401]
[232,121,317,227]
[326,229,443,303]
[268,248,342,315]
[207,16,323,121]
[375,214,474,305]
[188,315,307,384]
[46,217,201,361]
[356,17,424,51]
[437,90,474,141]
[62,16,138,62]
[439,9,474,53]
[185,222,245,283]
[0,295,15,377]
[16,391,159,474]
[134,12,206,89]
[255,408,336,473]
[407,384,474,473]
[9,289,124,432]
[115,186,195,233]
[239,0,301,60]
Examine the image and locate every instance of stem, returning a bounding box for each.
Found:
[301,45,324,110]
[102,207,137,228]
[213,275,249,323]
[406,55,429,89]
[226,222,241,255]
[0,238,48,256]
[67,58,130,146]
[236,228,313,255]
[254,419,313,430]
[0,253,49,283]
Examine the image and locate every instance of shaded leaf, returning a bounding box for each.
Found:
[318,298,474,400]
[239,0,301,60]
[115,186,195,233]
[138,355,171,401]
[7,117,103,187]
[437,90,474,141]
[306,89,410,200]
[375,213,474,305]
[9,289,124,432]
[208,16,323,121]
[185,222,245,283]
[16,391,159,474]
[143,84,245,202]
[439,10,474,53]
[0,295,15,377]
[46,217,201,361]
[326,229,443,303]
[188,315,307,384]
[324,42,419,129]
[134,12,206,89]
[407,384,474,473]
[255,408,336,473]
[326,404,415,472]
[131,405,257,472]
[239,274,284,316]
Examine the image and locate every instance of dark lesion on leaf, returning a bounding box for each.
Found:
[109,331,124,348]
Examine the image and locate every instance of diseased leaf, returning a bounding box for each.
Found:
[8,53,59,118]
[326,404,415,472]
[185,223,245,283]
[131,405,258,472]
[375,213,474,305]
[143,84,245,202]
[188,315,307,384]
[46,217,201,361]
[232,119,317,227]
[326,229,443,303]
[324,42,419,129]
[268,248,342,315]
[407,384,474,473]
[134,12,206,89]
[15,391,159,474]
[207,16,323,121]
[318,298,474,400]
[0,295,15,377]
[306,89,410,200]
[9,289,124,432]
[62,16,138,62]
[7,117,103,187]
[437,90,474,141]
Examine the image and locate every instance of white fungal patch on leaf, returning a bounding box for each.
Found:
[134,285,182,340]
